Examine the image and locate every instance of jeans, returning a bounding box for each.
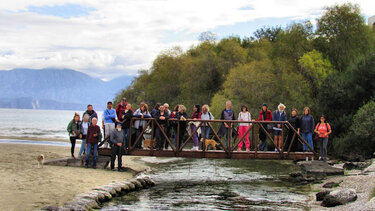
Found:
[111,144,122,169]
[78,138,86,156]
[319,137,328,160]
[200,126,210,139]
[302,133,313,151]
[123,128,130,148]
[85,143,98,167]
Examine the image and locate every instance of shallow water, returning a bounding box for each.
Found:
[101,158,311,210]
[0,108,103,140]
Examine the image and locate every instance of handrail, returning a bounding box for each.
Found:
[97,117,316,159]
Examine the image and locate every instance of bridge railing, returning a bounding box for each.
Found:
[97,117,317,159]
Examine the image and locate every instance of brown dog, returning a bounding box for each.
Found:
[143,139,156,149]
[200,138,218,150]
[37,154,44,168]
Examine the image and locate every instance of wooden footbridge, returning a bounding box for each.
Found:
[98,118,317,160]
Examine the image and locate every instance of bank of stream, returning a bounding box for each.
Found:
[101,158,312,210]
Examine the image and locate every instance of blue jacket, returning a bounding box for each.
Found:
[300,114,315,133]
[103,108,117,124]
[272,110,287,121]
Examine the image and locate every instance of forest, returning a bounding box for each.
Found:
[115,3,375,160]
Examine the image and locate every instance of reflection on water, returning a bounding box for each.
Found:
[101,158,310,210]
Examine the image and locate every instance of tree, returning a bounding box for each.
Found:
[252,26,282,42]
[298,50,334,96]
[314,3,375,72]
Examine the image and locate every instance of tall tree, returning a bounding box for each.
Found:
[314,3,375,72]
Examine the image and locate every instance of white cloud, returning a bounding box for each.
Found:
[0,0,374,80]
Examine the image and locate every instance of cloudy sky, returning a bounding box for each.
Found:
[0,0,374,80]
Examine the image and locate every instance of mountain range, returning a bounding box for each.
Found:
[0,68,134,110]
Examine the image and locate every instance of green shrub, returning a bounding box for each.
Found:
[332,100,375,159]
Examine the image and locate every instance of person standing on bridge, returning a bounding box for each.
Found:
[285,108,300,152]
[115,98,127,121]
[163,103,172,150]
[190,105,202,151]
[170,104,180,148]
[102,101,118,148]
[155,105,170,150]
[109,123,125,171]
[272,103,287,152]
[257,104,272,151]
[200,104,214,140]
[175,105,188,149]
[133,102,151,149]
[300,107,315,152]
[219,101,236,150]
[121,104,133,149]
[85,117,102,169]
[237,105,252,152]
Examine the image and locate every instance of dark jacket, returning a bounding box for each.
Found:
[82,110,98,125]
[151,109,159,118]
[300,114,315,134]
[109,128,125,145]
[154,110,170,125]
[86,125,102,144]
[288,115,300,130]
[121,109,134,128]
[175,111,188,128]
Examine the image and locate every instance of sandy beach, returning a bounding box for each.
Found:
[0,143,148,211]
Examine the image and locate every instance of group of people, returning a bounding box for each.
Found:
[67,98,333,170]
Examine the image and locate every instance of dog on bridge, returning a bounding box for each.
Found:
[200,138,218,150]
[37,154,44,168]
[143,139,156,149]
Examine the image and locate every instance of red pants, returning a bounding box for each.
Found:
[238,126,250,149]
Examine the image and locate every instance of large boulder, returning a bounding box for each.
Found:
[316,190,331,201]
[321,189,357,207]
[298,161,344,178]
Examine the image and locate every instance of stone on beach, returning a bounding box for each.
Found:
[321,188,357,207]
[298,160,344,178]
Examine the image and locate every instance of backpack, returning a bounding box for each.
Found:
[208,112,213,120]
[317,122,330,133]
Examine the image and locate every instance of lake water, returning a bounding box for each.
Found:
[0,108,103,140]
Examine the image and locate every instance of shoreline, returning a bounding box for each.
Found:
[307,159,375,210]
[0,135,69,143]
[0,143,148,211]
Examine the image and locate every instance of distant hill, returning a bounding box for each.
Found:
[0,68,134,110]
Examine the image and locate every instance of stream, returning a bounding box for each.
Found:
[101,157,311,210]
